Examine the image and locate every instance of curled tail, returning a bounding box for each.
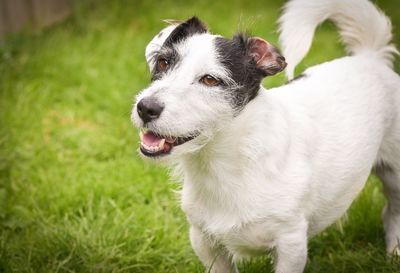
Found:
[278,0,399,79]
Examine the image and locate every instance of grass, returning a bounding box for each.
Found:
[0,0,399,272]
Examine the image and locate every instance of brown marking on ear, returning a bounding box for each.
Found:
[247,37,287,76]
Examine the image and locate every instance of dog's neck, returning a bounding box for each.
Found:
[176,90,291,201]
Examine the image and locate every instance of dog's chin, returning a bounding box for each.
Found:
[138,129,200,159]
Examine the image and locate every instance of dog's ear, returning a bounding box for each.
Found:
[246,37,287,76]
[145,17,208,71]
[145,23,179,70]
[163,17,207,47]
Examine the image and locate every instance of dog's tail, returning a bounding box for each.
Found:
[278,0,399,79]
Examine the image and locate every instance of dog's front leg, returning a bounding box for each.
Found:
[274,219,308,273]
[190,226,238,273]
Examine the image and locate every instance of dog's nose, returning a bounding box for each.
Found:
[137,97,164,123]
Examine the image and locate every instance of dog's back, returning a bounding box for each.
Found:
[277,0,400,254]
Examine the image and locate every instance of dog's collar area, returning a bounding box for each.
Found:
[139,129,197,157]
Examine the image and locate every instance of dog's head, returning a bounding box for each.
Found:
[132,17,286,160]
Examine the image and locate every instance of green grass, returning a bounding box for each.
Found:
[0,0,399,272]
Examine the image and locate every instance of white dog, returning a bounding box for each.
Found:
[131,0,400,272]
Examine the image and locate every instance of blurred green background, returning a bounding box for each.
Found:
[0,0,399,272]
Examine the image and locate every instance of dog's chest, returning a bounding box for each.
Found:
[179,151,288,256]
[186,200,276,256]
[182,185,278,257]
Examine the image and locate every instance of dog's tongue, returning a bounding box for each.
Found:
[142,131,163,146]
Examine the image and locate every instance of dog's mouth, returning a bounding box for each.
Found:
[139,129,199,157]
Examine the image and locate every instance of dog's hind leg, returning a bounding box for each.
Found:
[375,162,400,255]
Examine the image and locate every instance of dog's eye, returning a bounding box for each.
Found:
[156,58,169,72]
[200,75,220,87]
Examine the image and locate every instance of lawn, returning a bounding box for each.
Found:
[0,0,399,272]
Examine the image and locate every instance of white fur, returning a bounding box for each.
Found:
[132,0,400,272]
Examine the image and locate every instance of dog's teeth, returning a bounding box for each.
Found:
[159,139,165,149]
[139,131,144,140]
[165,136,176,143]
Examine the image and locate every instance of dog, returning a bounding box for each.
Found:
[131,0,400,272]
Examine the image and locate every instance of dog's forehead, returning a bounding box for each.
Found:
[176,34,218,62]
[173,33,236,80]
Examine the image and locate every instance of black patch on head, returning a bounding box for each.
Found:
[215,34,267,110]
[163,17,207,48]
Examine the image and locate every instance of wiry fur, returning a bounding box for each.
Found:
[132,1,400,272]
